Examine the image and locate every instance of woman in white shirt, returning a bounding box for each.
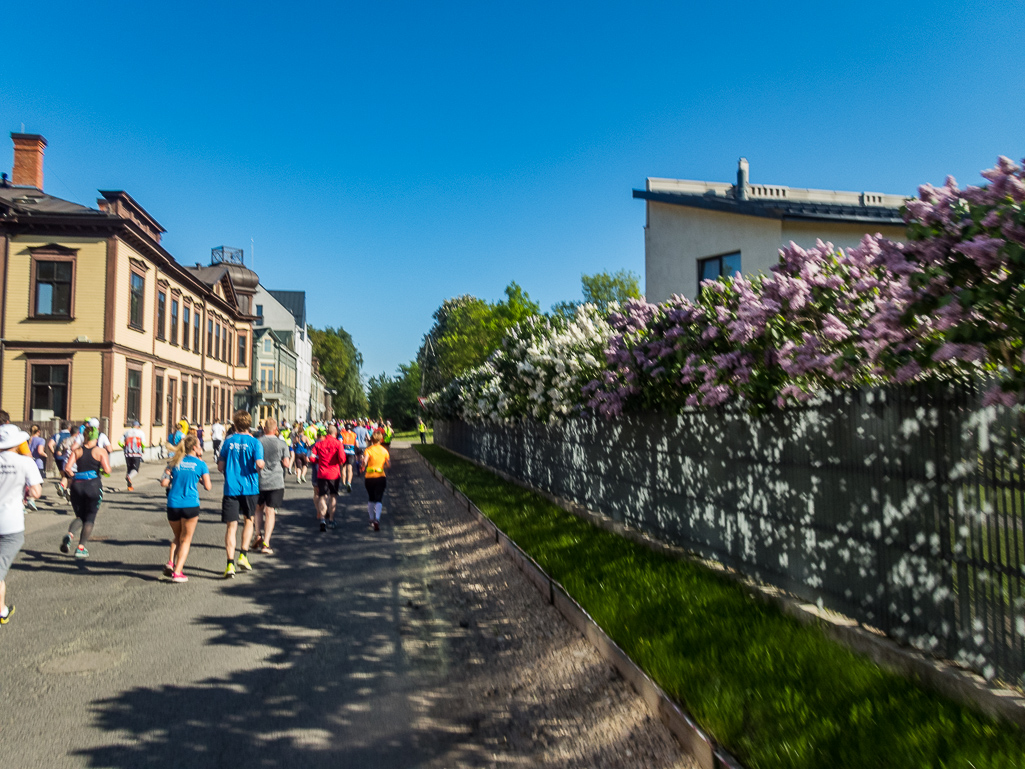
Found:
[0,424,43,624]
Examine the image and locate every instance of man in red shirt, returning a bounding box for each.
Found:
[310,425,345,532]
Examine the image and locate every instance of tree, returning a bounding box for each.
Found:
[309,326,368,416]
[366,361,423,429]
[551,269,643,318]
[418,282,540,393]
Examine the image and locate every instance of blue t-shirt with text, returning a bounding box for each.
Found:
[219,433,264,496]
[167,457,210,509]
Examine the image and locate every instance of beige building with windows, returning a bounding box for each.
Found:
[0,133,257,459]
[634,158,909,303]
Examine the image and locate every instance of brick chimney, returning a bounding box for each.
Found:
[11,133,47,189]
[736,157,749,201]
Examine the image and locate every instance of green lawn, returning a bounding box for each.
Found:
[393,428,433,441]
[415,444,1025,769]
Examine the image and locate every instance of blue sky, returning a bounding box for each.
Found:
[3,1,1023,380]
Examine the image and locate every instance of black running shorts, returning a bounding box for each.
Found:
[221,494,257,524]
[125,456,142,474]
[365,476,387,503]
[317,477,340,497]
[167,506,200,522]
[258,488,285,507]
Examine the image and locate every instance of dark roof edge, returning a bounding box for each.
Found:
[633,189,906,226]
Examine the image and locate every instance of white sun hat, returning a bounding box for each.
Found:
[0,424,31,451]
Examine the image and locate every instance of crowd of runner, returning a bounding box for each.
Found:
[0,409,417,622]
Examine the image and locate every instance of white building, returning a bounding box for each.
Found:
[253,286,313,420]
[634,159,909,303]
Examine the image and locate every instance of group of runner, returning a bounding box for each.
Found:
[0,410,399,621]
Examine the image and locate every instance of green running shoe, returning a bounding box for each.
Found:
[236,553,252,572]
[223,562,236,579]
[74,545,89,559]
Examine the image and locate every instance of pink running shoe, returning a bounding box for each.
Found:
[163,561,174,577]
[171,572,189,583]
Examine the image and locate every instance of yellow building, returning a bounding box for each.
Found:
[0,133,257,456]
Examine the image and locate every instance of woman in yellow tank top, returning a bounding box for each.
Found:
[361,432,390,531]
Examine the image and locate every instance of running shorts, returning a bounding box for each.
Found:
[0,531,25,581]
[167,506,200,522]
[126,457,142,475]
[258,488,285,507]
[294,455,307,469]
[221,494,257,523]
[212,440,222,455]
[70,479,102,523]
[365,476,387,503]
[317,478,340,497]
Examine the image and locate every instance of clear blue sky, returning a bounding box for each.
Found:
[3,1,1023,380]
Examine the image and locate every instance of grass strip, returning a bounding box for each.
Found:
[415,444,1025,769]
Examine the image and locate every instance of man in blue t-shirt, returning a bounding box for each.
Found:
[217,410,265,579]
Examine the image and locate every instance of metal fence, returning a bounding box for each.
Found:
[436,382,1025,686]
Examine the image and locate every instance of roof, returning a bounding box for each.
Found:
[633,188,906,226]
[0,184,116,219]
[268,290,306,328]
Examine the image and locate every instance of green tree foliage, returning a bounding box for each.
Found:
[552,269,642,319]
[309,326,368,416]
[366,361,422,429]
[418,282,540,393]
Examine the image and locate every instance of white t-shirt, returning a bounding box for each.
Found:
[74,432,111,451]
[0,452,43,535]
[211,423,225,441]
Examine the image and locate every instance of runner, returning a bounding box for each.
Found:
[159,434,210,582]
[217,410,265,578]
[418,418,428,445]
[254,418,290,554]
[310,425,344,532]
[292,431,310,484]
[340,422,357,493]
[383,420,394,451]
[0,424,43,624]
[46,420,73,500]
[210,419,225,458]
[26,426,45,511]
[119,420,146,491]
[354,420,370,478]
[362,430,391,532]
[170,419,188,448]
[60,424,112,559]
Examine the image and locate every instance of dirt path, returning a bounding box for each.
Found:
[390,448,696,768]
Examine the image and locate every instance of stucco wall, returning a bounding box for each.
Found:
[644,203,908,303]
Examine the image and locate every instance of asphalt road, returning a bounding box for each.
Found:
[0,447,443,769]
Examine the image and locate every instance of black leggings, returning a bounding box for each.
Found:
[365,476,386,502]
[69,479,102,543]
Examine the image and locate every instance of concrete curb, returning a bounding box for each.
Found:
[410,449,745,769]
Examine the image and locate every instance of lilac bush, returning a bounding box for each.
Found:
[431,157,1025,422]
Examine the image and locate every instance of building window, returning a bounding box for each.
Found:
[205,383,212,424]
[33,260,73,318]
[237,334,247,367]
[29,363,69,419]
[167,378,178,427]
[192,380,200,424]
[129,271,145,329]
[214,324,221,361]
[698,252,742,288]
[170,299,179,345]
[194,311,201,355]
[264,338,272,353]
[207,319,213,355]
[182,306,191,350]
[227,331,233,364]
[154,373,164,424]
[126,367,142,424]
[156,291,167,340]
[255,304,263,325]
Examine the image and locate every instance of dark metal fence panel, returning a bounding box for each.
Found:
[435,382,1025,686]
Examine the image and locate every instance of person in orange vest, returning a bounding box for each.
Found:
[339,423,357,493]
